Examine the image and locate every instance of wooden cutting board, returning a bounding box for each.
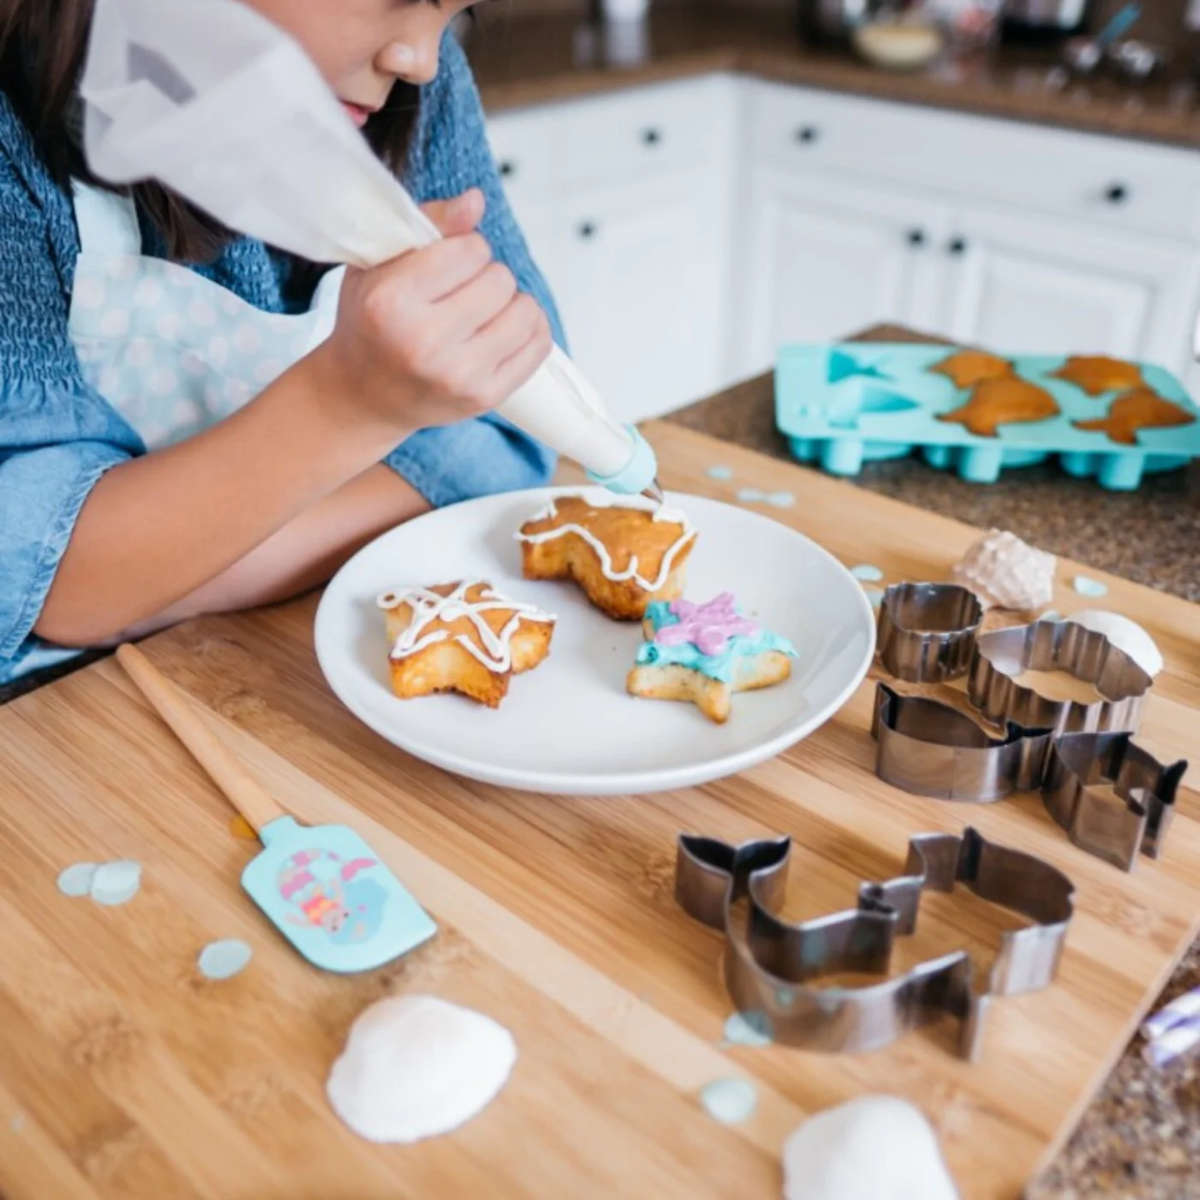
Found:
[1,421,1197,1200]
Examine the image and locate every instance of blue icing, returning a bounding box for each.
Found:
[635,601,798,683]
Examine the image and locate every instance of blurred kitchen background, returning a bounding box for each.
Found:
[457,0,1200,424]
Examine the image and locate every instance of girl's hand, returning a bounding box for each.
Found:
[316,188,552,435]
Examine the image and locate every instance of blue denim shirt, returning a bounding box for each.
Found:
[0,34,562,683]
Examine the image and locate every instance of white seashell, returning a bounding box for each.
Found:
[782,1095,959,1200]
[1065,609,1163,678]
[952,528,1055,612]
[326,995,516,1143]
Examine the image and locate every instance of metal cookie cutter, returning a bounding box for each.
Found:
[968,619,1151,735]
[675,825,1074,1059]
[876,582,982,683]
[1044,731,1186,871]
[871,683,1185,870]
[873,682,1052,802]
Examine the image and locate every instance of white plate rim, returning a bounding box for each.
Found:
[314,487,876,795]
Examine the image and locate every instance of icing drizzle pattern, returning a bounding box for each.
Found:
[636,596,797,683]
[377,582,555,674]
[514,494,696,593]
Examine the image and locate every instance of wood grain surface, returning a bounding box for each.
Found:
[1,421,1196,1200]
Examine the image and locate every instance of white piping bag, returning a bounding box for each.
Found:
[78,0,661,498]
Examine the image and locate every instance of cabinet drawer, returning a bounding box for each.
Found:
[746,79,1200,242]
[559,74,734,188]
[486,107,559,205]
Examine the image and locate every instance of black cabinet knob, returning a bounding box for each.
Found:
[794,125,819,144]
[578,221,598,240]
[1105,182,1129,204]
[498,159,516,178]
[641,127,663,146]
[907,228,926,247]
[948,236,967,255]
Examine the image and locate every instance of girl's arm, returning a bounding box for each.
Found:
[35,226,552,645]
[36,353,408,644]
[118,463,428,639]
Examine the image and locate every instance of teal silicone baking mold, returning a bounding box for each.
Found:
[775,344,1199,490]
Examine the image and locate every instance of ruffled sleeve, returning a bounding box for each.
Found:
[384,31,563,508]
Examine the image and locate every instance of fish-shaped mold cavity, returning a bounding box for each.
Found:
[928,349,1013,389]
[1073,387,1196,445]
[1050,355,1144,396]
[937,377,1059,437]
[827,386,921,430]
[827,349,892,385]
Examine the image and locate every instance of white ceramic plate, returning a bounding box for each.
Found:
[314,487,875,795]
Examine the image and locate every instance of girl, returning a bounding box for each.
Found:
[0,0,561,688]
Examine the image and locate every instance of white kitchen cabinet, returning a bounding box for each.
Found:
[935,205,1200,380]
[554,170,728,422]
[743,77,1200,245]
[487,74,736,422]
[733,167,950,379]
[486,73,1200,422]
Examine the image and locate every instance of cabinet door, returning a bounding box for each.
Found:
[937,206,1200,380]
[733,167,948,379]
[486,110,570,316]
[555,170,728,423]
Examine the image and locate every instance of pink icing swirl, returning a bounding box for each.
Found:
[653,593,760,656]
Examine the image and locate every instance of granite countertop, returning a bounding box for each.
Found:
[666,324,1200,1200]
[466,7,1200,147]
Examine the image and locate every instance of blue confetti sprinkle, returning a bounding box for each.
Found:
[766,491,795,508]
[699,1078,758,1125]
[1073,575,1109,598]
[89,860,142,907]
[197,938,254,981]
[57,862,98,898]
[723,1011,773,1047]
[850,564,884,582]
[737,488,766,503]
[862,587,885,609]
[706,465,734,481]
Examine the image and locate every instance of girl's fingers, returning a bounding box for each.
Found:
[480,303,554,404]
[419,189,485,238]
[398,233,492,301]
[436,261,519,343]
[468,293,546,371]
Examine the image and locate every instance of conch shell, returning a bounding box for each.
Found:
[952,529,1056,611]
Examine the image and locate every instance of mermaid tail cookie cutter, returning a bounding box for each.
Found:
[871,683,1186,871]
[675,826,1074,1060]
[1042,730,1186,871]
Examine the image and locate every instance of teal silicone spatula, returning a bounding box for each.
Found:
[116,643,436,972]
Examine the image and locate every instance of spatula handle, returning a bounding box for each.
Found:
[116,643,285,835]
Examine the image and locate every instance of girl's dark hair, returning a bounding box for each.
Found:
[0,0,423,262]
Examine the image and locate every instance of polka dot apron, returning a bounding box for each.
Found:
[67,182,346,450]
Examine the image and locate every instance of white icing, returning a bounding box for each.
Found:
[782,1096,959,1200]
[326,994,516,1144]
[514,493,696,593]
[1066,609,1163,678]
[377,583,555,673]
